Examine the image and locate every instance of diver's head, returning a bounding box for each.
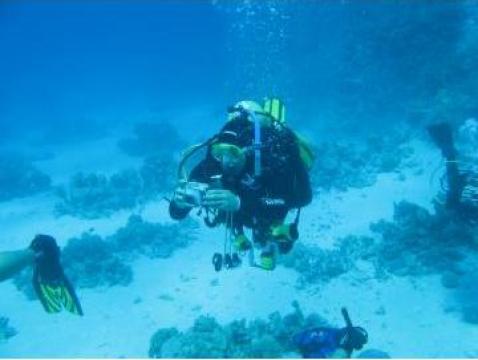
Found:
[212,101,266,175]
[339,326,368,353]
[227,100,264,122]
[211,121,252,176]
[211,140,246,176]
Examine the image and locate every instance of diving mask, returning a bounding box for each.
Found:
[211,143,245,163]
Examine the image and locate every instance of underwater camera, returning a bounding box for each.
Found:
[182,181,209,207]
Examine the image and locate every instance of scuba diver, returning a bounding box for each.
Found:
[293,308,368,358]
[0,235,83,315]
[169,98,313,271]
[427,120,478,222]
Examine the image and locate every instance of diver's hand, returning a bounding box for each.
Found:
[203,189,240,212]
[172,188,195,209]
[340,327,368,352]
[29,234,60,262]
[29,234,63,281]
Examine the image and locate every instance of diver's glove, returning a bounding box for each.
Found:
[339,326,368,353]
[203,189,240,212]
[29,234,62,283]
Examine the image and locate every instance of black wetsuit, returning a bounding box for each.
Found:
[428,122,478,221]
[169,122,312,251]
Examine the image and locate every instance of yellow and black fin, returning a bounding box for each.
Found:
[33,268,83,316]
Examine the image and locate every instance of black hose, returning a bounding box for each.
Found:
[342,307,353,328]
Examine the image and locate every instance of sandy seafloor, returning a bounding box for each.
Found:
[1,133,478,358]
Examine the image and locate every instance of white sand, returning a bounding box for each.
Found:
[1,135,478,358]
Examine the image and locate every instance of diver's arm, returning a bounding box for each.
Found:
[253,161,312,215]
[0,249,35,282]
[289,160,312,208]
[259,133,312,211]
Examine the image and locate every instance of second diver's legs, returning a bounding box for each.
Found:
[427,122,466,209]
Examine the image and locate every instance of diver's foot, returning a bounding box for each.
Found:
[260,250,276,271]
[233,234,252,252]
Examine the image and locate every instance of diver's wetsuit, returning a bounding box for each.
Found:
[169,120,312,251]
[293,327,350,358]
[428,122,478,221]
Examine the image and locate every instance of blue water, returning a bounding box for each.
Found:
[1,1,478,358]
[1,1,470,138]
[0,1,231,139]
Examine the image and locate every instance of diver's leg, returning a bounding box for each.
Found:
[445,159,465,208]
[249,227,277,270]
[427,122,465,209]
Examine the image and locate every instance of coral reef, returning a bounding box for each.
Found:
[281,236,376,286]
[149,328,180,358]
[118,121,186,158]
[283,201,477,288]
[36,117,110,145]
[0,317,17,342]
[412,10,478,126]
[312,131,414,191]
[55,156,174,219]
[336,3,467,126]
[55,171,142,218]
[0,153,51,202]
[160,316,229,358]
[370,201,475,276]
[111,215,198,259]
[139,155,176,196]
[62,233,133,288]
[148,301,328,358]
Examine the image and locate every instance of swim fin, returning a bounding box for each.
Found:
[32,267,83,315]
[30,235,83,316]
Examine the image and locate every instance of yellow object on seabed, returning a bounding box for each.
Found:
[233,234,252,252]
